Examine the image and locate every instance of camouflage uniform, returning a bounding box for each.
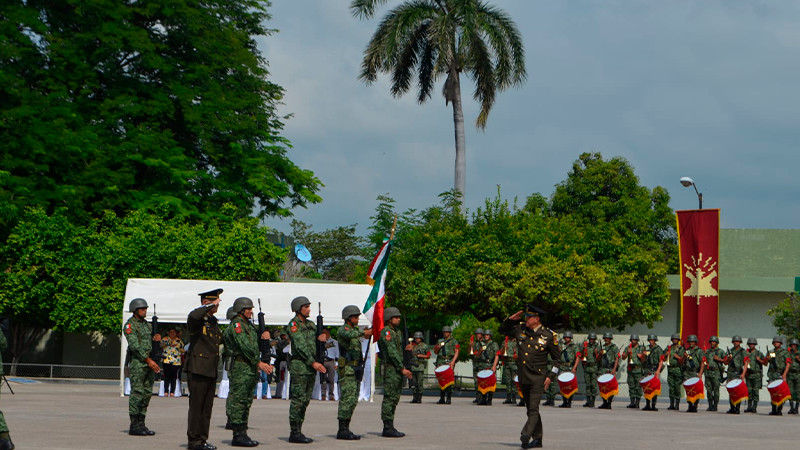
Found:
[544,354,559,405]
[471,336,485,403]
[557,340,578,407]
[724,342,746,413]
[623,341,645,408]
[665,342,685,409]
[704,344,725,411]
[434,335,459,404]
[681,344,705,412]
[580,339,600,407]
[410,341,430,398]
[286,315,318,435]
[502,338,519,404]
[642,341,663,411]
[766,342,790,415]
[337,323,366,421]
[0,329,11,447]
[124,315,154,418]
[597,340,619,409]
[787,342,800,415]
[222,315,259,428]
[744,346,764,413]
[377,325,404,422]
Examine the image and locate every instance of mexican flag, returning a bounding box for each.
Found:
[363,239,391,338]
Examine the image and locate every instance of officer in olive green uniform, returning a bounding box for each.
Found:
[500,305,561,449]
[557,331,579,408]
[409,331,430,403]
[186,289,222,450]
[377,307,412,438]
[787,338,800,415]
[723,335,746,414]
[434,326,459,404]
[471,328,484,404]
[704,336,725,412]
[681,335,705,413]
[580,333,601,407]
[286,296,326,444]
[665,334,685,410]
[597,332,619,409]
[765,336,791,416]
[223,297,273,447]
[621,334,645,409]
[124,298,161,437]
[641,334,663,411]
[0,320,14,450]
[743,337,765,413]
[502,336,519,404]
[336,305,372,440]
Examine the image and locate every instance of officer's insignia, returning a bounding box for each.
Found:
[552,332,558,341]
[235,323,242,334]
[125,323,132,334]
[385,330,391,341]
[290,321,298,333]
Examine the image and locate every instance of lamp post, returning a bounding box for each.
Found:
[680,177,703,209]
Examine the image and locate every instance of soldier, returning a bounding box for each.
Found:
[223,306,237,431]
[579,332,601,408]
[336,305,372,440]
[620,334,645,409]
[222,297,273,447]
[286,296,326,443]
[764,336,791,416]
[378,307,413,438]
[787,338,800,415]
[433,325,459,404]
[476,329,500,405]
[320,329,339,402]
[0,319,14,450]
[704,336,725,412]
[471,328,484,404]
[597,332,619,410]
[543,352,559,407]
[409,331,430,404]
[186,289,222,450]
[742,337,765,413]
[723,335,746,414]
[501,336,519,405]
[642,334,663,411]
[124,298,161,437]
[499,305,561,449]
[557,331,579,408]
[680,335,705,413]
[664,334,685,410]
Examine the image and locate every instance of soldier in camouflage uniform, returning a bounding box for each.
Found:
[787,338,800,415]
[336,305,373,440]
[765,336,791,416]
[378,307,412,438]
[0,319,13,450]
[597,332,619,409]
[502,337,519,404]
[409,331,430,404]
[621,334,645,409]
[543,353,559,406]
[222,307,237,431]
[665,334,685,410]
[580,333,600,407]
[123,298,161,437]
[704,336,725,412]
[641,334,663,411]
[476,329,500,405]
[434,326,459,404]
[471,328,484,404]
[680,335,705,413]
[223,297,273,447]
[743,337,765,413]
[557,331,579,408]
[286,296,326,444]
[723,335,746,414]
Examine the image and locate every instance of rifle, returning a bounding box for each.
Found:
[151,304,161,379]
[316,303,325,384]
[403,320,417,389]
[257,299,271,364]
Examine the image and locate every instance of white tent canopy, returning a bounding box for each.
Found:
[119,278,372,395]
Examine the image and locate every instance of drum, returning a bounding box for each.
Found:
[434,365,455,390]
[514,375,522,398]
[683,377,705,403]
[725,379,748,405]
[767,379,792,406]
[640,374,661,400]
[597,373,619,400]
[557,372,578,398]
[477,369,497,394]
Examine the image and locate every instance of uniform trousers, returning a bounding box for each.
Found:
[519,376,546,440]
[187,372,216,446]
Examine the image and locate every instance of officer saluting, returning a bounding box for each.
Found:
[499,305,560,449]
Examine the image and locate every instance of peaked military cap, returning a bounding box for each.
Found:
[523,304,547,318]
[198,288,223,299]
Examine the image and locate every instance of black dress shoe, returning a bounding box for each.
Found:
[530,439,543,448]
[520,434,531,448]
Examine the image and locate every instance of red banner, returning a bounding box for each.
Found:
[676,209,720,345]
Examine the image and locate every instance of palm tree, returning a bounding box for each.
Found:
[351,0,526,204]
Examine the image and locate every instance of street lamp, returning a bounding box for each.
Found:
[680,176,703,209]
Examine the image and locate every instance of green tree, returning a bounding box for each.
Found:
[0,0,321,236]
[767,292,800,341]
[290,219,367,282]
[352,0,525,202]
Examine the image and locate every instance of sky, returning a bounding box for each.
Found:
[258,1,800,236]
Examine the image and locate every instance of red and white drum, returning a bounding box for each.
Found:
[557,372,578,398]
[597,373,619,400]
[640,374,662,400]
[767,379,791,406]
[477,369,497,394]
[683,377,705,403]
[725,379,748,405]
[435,365,455,390]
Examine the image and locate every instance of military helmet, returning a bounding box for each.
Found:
[484,329,493,336]
[732,335,742,343]
[563,331,573,339]
[129,298,148,313]
[647,334,657,341]
[475,328,484,335]
[670,333,680,340]
[341,305,361,319]
[629,334,639,341]
[413,331,424,339]
[384,307,401,320]
[709,336,719,343]
[232,297,254,314]
[442,326,452,333]
[290,296,311,312]
[773,336,784,344]
[686,335,698,343]
[747,337,758,345]
[789,338,799,346]
[225,306,237,321]
[587,332,597,340]
[603,332,613,339]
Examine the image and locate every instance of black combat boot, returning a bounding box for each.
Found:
[477,393,486,405]
[381,420,405,438]
[674,399,680,411]
[543,397,554,406]
[643,399,652,411]
[336,419,360,440]
[288,421,313,444]
[518,397,526,407]
[667,398,675,410]
[790,401,799,414]
[769,404,778,415]
[558,397,570,408]
[744,400,753,413]
[582,396,591,407]
[0,432,12,450]
[598,398,610,409]
[589,396,596,407]
[129,414,147,436]
[231,424,258,447]
[634,398,641,409]
[626,398,636,408]
[607,396,614,409]
[138,415,155,436]
[225,418,233,430]
[445,390,452,404]
[651,396,658,411]
[487,392,494,405]
[504,395,513,405]
[437,390,446,404]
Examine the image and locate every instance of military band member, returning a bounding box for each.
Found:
[642,334,663,411]
[502,336,519,405]
[621,334,645,409]
[723,335,746,414]
[124,298,161,437]
[579,333,601,407]
[409,331,430,403]
[543,353,559,406]
[787,338,800,415]
[764,336,791,416]
[680,335,705,413]
[597,332,619,409]
[557,331,579,408]
[471,328,484,404]
[703,336,725,412]
[336,305,372,440]
[475,329,500,405]
[500,305,560,449]
[434,325,459,404]
[664,334,685,410]
[378,307,412,438]
[186,289,222,450]
[743,337,765,413]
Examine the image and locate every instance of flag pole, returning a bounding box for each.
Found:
[369,215,396,403]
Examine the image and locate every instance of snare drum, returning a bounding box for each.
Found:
[767,379,791,406]
[435,365,455,390]
[683,377,705,403]
[597,373,619,400]
[725,379,748,405]
[640,374,662,400]
[477,369,497,394]
[557,372,578,398]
